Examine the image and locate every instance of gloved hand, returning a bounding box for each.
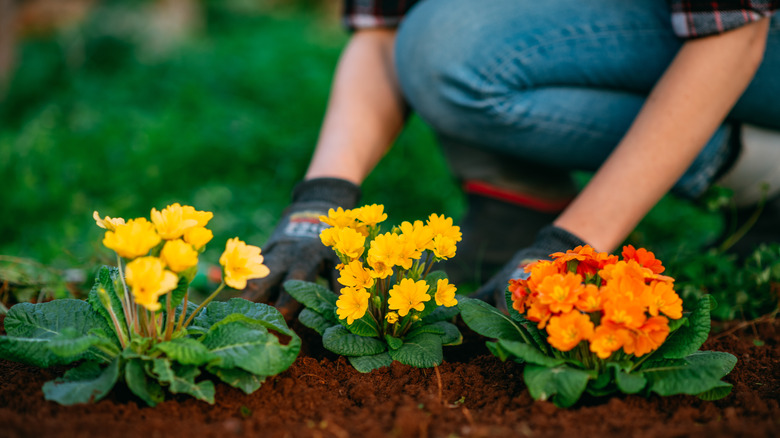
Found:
[242,177,360,319]
[470,225,586,312]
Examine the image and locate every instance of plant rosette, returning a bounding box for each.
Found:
[458,244,737,408]
[0,204,300,406]
[285,204,462,372]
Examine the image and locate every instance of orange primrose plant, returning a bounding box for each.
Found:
[284,204,462,372]
[458,245,737,407]
[0,204,300,406]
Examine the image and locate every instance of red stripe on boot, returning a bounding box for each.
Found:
[463,180,573,213]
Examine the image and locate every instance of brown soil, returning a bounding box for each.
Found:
[0,316,778,438]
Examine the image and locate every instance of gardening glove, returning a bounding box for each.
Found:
[470,225,586,313]
[242,177,360,319]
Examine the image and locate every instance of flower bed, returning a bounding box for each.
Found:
[0,315,777,438]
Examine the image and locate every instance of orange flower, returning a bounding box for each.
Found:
[508,278,530,313]
[524,260,563,293]
[536,272,584,314]
[589,322,631,359]
[642,281,683,320]
[599,260,648,301]
[624,316,670,357]
[602,299,647,329]
[546,311,594,352]
[551,245,617,278]
[526,300,552,328]
[575,284,603,313]
[622,245,665,275]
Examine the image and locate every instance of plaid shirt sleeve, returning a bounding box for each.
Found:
[669,0,779,38]
[342,0,422,30]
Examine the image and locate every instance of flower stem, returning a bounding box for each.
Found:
[115,255,135,334]
[182,282,225,330]
[176,294,189,333]
[164,292,175,341]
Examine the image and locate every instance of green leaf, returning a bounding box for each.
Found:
[298,308,336,335]
[209,366,265,394]
[421,305,460,324]
[657,295,713,360]
[0,300,117,367]
[152,337,217,366]
[192,299,295,337]
[86,266,129,343]
[168,275,190,311]
[151,358,215,404]
[283,280,338,315]
[524,364,593,408]
[697,381,733,401]
[457,297,528,343]
[407,321,461,346]
[645,351,737,396]
[125,358,164,407]
[385,335,403,350]
[497,339,564,367]
[322,325,386,357]
[614,369,647,394]
[42,358,120,405]
[201,320,300,377]
[47,327,119,359]
[348,352,393,373]
[505,288,548,350]
[388,333,443,368]
[343,311,380,337]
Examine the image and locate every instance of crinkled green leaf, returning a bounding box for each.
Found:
[343,312,380,337]
[657,295,713,360]
[497,339,564,367]
[421,305,460,324]
[201,320,300,377]
[407,321,461,346]
[322,325,386,357]
[125,358,164,406]
[457,297,528,343]
[0,300,117,367]
[47,327,119,360]
[42,358,120,405]
[348,352,393,373]
[86,266,129,343]
[645,351,737,396]
[152,337,217,366]
[524,364,593,408]
[614,369,647,394]
[298,308,336,335]
[151,358,215,404]
[209,366,265,394]
[283,280,338,315]
[388,333,443,368]
[697,381,733,401]
[192,299,294,337]
[385,335,403,350]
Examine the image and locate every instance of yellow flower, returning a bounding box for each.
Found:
[355,204,387,227]
[369,232,414,270]
[219,237,271,290]
[181,205,213,227]
[319,207,358,228]
[435,278,458,307]
[338,260,375,289]
[103,217,161,259]
[125,256,179,311]
[93,211,125,231]
[160,239,199,273]
[385,311,399,324]
[431,235,457,260]
[400,220,434,258]
[151,203,199,240]
[183,226,213,250]
[336,287,370,324]
[388,278,431,317]
[332,227,366,260]
[426,213,462,243]
[320,227,338,247]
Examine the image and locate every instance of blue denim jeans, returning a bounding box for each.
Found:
[395,0,780,199]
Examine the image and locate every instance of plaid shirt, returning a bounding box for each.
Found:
[343,0,777,38]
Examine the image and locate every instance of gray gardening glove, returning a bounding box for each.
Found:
[470,225,586,313]
[242,177,360,319]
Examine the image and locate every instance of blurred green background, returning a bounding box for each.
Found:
[1,0,776,319]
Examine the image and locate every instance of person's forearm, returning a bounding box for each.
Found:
[305,29,406,185]
[554,18,770,252]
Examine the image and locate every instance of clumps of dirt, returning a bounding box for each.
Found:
[0,319,778,437]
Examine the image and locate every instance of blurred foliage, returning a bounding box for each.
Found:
[0,1,776,320]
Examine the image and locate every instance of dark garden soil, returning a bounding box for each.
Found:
[0,315,778,438]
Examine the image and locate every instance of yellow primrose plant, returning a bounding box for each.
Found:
[458,245,736,408]
[0,204,300,406]
[284,204,462,372]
